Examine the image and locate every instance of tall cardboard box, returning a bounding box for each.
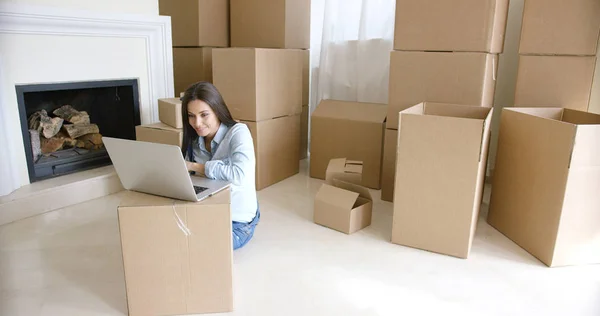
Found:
[118,189,233,315]
[514,55,597,112]
[212,48,304,121]
[380,129,397,202]
[314,179,373,235]
[387,51,497,129]
[310,99,387,189]
[244,114,301,190]
[230,0,310,49]
[394,0,509,53]
[158,98,183,129]
[488,108,600,267]
[519,0,600,56]
[159,0,229,47]
[392,103,492,259]
[136,123,183,148]
[173,47,213,96]
[300,105,309,160]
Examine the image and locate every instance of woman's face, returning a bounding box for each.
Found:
[187,100,221,139]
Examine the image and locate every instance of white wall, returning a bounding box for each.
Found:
[0,0,158,15]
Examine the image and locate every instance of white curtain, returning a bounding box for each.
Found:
[0,54,21,196]
[309,0,396,111]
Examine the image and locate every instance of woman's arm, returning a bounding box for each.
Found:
[204,125,255,186]
[185,161,205,176]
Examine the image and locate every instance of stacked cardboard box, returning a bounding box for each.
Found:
[380,0,509,201]
[159,0,230,96]
[514,0,600,111]
[136,98,184,147]
[210,0,310,190]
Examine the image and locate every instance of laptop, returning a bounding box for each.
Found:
[102,137,231,202]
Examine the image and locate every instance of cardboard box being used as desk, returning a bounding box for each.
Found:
[173,47,213,97]
[212,48,304,122]
[514,55,597,112]
[118,189,233,315]
[392,103,492,259]
[158,98,183,128]
[314,179,373,234]
[488,108,600,267]
[135,123,183,148]
[310,99,387,189]
[243,114,301,190]
[325,158,363,186]
[230,0,310,49]
[158,0,229,47]
[394,0,509,53]
[387,51,497,130]
[519,0,600,56]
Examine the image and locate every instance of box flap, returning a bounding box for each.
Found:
[158,98,181,106]
[138,122,182,132]
[422,102,491,120]
[119,189,230,208]
[312,99,387,123]
[562,109,600,125]
[315,183,359,211]
[508,107,564,121]
[345,163,363,174]
[332,179,372,201]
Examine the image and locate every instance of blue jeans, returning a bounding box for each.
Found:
[232,208,260,250]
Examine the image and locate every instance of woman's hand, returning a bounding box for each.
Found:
[186,161,206,177]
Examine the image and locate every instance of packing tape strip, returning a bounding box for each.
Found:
[172,201,191,236]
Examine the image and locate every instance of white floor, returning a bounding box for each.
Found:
[1,161,599,316]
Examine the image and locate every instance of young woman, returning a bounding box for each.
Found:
[181,81,259,250]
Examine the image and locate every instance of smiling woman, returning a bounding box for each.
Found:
[180,81,260,250]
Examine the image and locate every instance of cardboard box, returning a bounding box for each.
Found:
[244,114,300,190]
[514,55,597,112]
[173,47,213,97]
[213,48,304,122]
[159,0,229,47]
[519,0,600,56]
[394,0,509,53]
[392,103,492,259]
[488,108,600,267]
[118,189,233,315]
[135,123,182,148]
[158,98,183,129]
[387,51,497,130]
[325,158,363,185]
[302,50,310,106]
[310,99,387,189]
[300,105,308,160]
[230,0,310,49]
[380,129,397,202]
[314,179,373,234]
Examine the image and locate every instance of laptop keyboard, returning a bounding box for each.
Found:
[193,185,209,194]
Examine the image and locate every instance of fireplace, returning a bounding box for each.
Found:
[16,79,141,183]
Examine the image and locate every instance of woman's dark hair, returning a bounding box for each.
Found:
[180,81,237,156]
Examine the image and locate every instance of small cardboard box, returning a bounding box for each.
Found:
[394,0,509,53]
[213,48,304,122]
[325,158,363,185]
[135,123,182,148]
[173,47,213,96]
[392,103,492,259]
[519,0,600,56]
[380,129,397,202]
[300,105,308,160]
[387,51,497,130]
[118,189,233,315]
[310,99,387,189]
[244,114,300,190]
[230,0,310,49]
[314,179,373,234]
[158,98,183,129]
[158,0,229,47]
[488,108,600,267]
[514,55,597,112]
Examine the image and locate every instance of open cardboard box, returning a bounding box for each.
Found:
[392,102,492,259]
[325,158,363,185]
[488,107,600,267]
[314,179,373,235]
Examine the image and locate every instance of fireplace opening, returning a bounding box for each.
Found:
[16,79,141,183]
